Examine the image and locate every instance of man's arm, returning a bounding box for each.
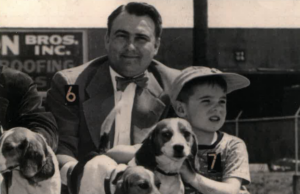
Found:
[47,72,80,164]
[4,68,58,150]
[47,71,82,185]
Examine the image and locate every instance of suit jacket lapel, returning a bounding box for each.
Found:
[131,70,166,131]
[82,61,168,148]
[146,71,163,97]
[83,62,114,149]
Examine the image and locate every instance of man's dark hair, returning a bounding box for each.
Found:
[107,2,162,38]
[177,76,228,103]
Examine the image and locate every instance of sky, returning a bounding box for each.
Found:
[1,0,300,28]
[0,0,193,28]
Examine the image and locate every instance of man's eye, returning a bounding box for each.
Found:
[116,34,127,38]
[136,36,148,42]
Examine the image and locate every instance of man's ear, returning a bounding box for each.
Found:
[104,32,110,51]
[153,37,161,55]
[173,101,187,118]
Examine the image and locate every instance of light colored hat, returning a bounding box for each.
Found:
[170,66,250,104]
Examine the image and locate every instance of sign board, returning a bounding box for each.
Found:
[0,30,87,91]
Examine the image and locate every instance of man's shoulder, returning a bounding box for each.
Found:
[151,59,180,76]
[1,66,33,88]
[149,60,180,88]
[53,56,109,85]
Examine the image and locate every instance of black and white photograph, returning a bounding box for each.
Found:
[1,0,300,193]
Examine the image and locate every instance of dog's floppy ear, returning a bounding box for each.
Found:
[135,126,160,171]
[110,164,127,194]
[114,178,126,194]
[186,132,200,172]
[20,134,53,181]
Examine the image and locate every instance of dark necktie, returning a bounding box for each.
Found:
[115,74,148,91]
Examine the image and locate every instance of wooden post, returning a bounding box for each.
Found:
[193,0,208,66]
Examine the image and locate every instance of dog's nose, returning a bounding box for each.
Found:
[173,145,184,153]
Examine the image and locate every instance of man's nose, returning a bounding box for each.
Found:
[125,38,136,51]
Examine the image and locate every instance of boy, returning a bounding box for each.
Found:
[170,66,251,194]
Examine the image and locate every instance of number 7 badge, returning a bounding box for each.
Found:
[207,152,222,173]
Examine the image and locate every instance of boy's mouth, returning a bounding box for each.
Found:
[209,116,220,122]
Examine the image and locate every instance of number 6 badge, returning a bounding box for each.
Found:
[65,85,79,105]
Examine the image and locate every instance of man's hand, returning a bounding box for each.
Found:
[106,144,141,164]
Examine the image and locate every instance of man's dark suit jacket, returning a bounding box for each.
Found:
[46,56,180,166]
[0,66,58,150]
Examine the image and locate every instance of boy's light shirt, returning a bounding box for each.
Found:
[184,131,251,194]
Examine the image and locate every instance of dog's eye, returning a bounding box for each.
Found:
[183,131,191,139]
[162,131,172,139]
[138,182,149,190]
[3,144,14,152]
[155,180,161,189]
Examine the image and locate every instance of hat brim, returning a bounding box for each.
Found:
[170,72,250,104]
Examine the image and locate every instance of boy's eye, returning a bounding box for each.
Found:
[219,100,226,104]
[201,100,210,103]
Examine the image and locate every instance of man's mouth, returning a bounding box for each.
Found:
[121,54,139,58]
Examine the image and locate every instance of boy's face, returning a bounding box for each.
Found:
[177,84,227,133]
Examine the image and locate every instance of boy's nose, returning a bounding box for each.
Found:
[212,104,225,112]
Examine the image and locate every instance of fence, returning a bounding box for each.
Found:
[223,107,300,172]
[223,107,300,193]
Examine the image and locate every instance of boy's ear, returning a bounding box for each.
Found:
[173,101,187,117]
[153,37,161,55]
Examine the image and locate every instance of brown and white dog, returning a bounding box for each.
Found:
[0,127,60,194]
[76,154,160,194]
[129,118,198,194]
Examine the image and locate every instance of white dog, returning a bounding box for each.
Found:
[0,127,60,194]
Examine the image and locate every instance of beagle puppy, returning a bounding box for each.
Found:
[0,127,60,194]
[74,155,160,194]
[129,118,198,194]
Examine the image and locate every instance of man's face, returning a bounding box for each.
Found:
[181,84,227,134]
[105,11,160,77]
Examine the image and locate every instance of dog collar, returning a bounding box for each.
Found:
[156,167,179,176]
[104,178,112,194]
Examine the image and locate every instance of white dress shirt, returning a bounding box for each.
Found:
[109,67,136,146]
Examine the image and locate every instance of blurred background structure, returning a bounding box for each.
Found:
[2,0,300,193]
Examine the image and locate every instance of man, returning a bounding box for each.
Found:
[0,65,58,150]
[46,1,180,189]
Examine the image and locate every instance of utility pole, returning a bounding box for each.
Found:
[193,0,208,66]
